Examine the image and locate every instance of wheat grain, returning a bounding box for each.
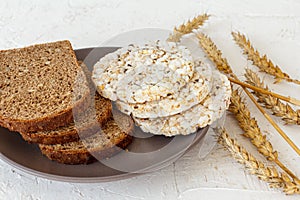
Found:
[245,69,300,125]
[232,32,300,85]
[218,128,300,194]
[195,31,300,156]
[195,32,233,75]
[167,14,210,43]
[230,89,299,180]
[229,89,278,161]
[194,28,300,194]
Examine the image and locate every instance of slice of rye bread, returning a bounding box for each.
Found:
[19,61,112,145]
[0,41,90,133]
[20,93,112,145]
[39,111,134,164]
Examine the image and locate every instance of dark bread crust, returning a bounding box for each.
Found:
[20,130,80,146]
[0,92,90,133]
[39,133,133,165]
[19,104,112,145]
[39,146,95,165]
[39,114,134,165]
[0,40,90,133]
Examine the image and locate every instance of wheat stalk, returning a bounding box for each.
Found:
[218,128,300,194]
[245,69,300,125]
[167,14,210,43]
[195,31,300,156]
[230,89,299,181]
[228,77,300,106]
[232,32,300,85]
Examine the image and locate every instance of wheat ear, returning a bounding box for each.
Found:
[232,32,300,85]
[218,128,300,195]
[230,89,299,181]
[195,32,300,156]
[245,69,300,125]
[194,30,300,105]
[167,13,210,42]
[195,32,233,75]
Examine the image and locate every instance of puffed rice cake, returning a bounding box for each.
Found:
[92,41,194,103]
[133,70,231,136]
[116,60,212,118]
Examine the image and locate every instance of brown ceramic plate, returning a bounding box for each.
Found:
[0,47,209,183]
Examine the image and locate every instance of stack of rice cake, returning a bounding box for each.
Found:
[92,41,231,136]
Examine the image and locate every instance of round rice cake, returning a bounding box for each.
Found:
[116,60,213,118]
[92,41,195,103]
[92,48,128,101]
[133,71,231,136]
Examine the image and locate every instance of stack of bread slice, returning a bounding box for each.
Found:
[0,41,133,164]
[92,41,232,136]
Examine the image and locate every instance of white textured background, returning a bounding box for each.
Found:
[1,0,300,199]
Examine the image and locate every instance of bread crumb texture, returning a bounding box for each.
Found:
[0,41,89,120]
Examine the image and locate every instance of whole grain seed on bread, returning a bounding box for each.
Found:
[39,111,134,164]
[20,93,112,145]
[0,41,90,133]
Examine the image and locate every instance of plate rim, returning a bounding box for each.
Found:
[0,126,208,183]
